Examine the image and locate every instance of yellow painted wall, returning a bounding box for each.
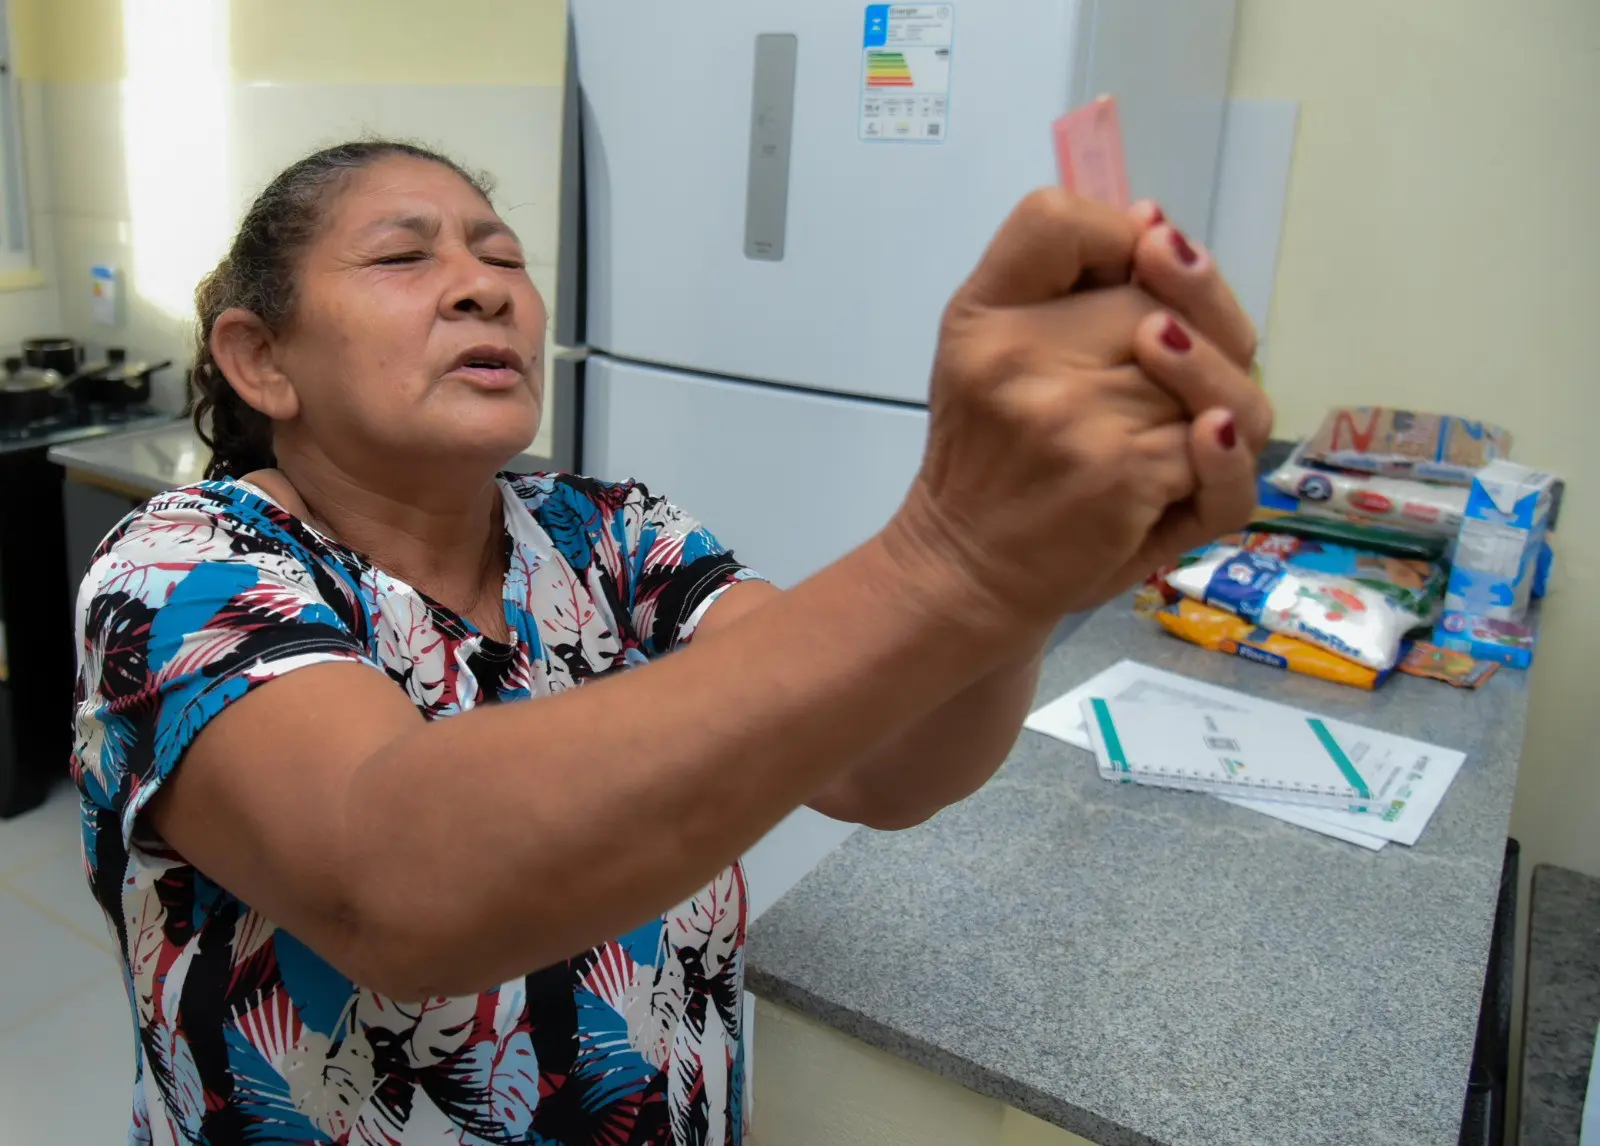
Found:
[8,0,125,81]
[229,0,565,87]
[8,0,566,84]
[753,1000,1095,1146]
[1231,2,1600,864]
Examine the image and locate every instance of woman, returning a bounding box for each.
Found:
[73,140,1268,1144]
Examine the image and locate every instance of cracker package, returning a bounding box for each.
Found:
[1265,443,1469,538]
[1302,407,1510,486]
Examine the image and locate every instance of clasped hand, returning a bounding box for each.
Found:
[890,191,1275,640]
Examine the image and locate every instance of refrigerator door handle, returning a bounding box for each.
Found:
[744,32,799,263]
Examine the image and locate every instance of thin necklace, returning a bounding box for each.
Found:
[459,525,511,631]
[298,486,510,639]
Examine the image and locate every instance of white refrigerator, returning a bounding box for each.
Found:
[559,0,1238,920]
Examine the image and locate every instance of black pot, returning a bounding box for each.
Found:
[0,357,69,428]
[21,337,84,377]
[70,350,170,407]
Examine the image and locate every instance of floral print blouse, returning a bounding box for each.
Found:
[71,472,762,1145]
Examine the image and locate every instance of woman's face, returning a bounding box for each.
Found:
[273,155,547,473]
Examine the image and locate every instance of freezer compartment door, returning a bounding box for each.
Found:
[582,355,927,589]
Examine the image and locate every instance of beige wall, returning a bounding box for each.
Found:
[753,1000,1094,1146]
[1232,4,1600,866]
[229,0,565,87]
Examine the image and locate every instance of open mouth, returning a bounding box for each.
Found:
[448,345,527,389]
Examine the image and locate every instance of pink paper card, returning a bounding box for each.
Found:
[1053,95,1130,209]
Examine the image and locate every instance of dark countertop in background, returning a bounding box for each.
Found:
[0,409,177,459]
[747,601,1529,1146]
[1520,865,1600,1146]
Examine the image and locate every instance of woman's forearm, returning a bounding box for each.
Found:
[811,643,1046,830]
[343,528,1017,997]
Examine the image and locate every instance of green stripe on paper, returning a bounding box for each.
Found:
[1307,718,1368,799]
[1090,699,1129,775]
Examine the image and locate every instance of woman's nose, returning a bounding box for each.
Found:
[442,253,514,319]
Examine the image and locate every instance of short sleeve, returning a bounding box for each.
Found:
[516,474,765,659]
[612,482,765,656]
[71,486,376,846]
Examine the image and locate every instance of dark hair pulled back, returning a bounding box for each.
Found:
[191,140,494,479]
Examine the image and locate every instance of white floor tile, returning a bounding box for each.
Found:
[0,971,134,1145]
[7,841,117,956]
[0,888,118,1033]
[0,781,80,880]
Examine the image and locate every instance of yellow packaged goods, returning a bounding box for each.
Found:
[1154,599,1390,690]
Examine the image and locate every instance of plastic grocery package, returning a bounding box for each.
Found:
[1166,548,1419,671]
[1155,599,1391,689]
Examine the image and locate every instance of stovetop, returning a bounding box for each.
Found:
[0,402,179,458]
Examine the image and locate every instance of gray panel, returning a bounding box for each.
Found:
[743,33,798,263]
[554,16,584,348]
[547,353,580,473]
[582,355,927,589]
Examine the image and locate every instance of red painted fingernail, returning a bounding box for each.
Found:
[1148,204,1166,226]
[1170,228,1200,267]
[1217,416,1238,451]
[1160,317,1193,353]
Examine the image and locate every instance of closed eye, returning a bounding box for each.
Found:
[482,255,527,270]
[374,252,427,266]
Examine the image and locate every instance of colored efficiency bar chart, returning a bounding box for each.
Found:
[865,50,915,88]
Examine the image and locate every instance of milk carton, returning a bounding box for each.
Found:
[1441,461,1555,624]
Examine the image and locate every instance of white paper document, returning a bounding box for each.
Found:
[1025,661,1468,849]
[1083,699,1406,813]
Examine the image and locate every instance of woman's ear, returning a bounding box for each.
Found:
[210,308,301,421]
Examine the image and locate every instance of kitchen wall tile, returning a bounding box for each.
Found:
[26,79,565,414]
[17,80,55,217]
[50,212,192,407]
[40,82,129,222]
[0,80,66,345]
[0,252,64,347]
[228,83,565,264]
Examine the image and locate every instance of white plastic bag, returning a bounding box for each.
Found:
[1166,548,1418,672]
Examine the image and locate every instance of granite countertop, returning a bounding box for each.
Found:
[49,422,554,496]
[49,419,210,492]
[1520,865,1600,1145]
[747,603,1529,1146]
